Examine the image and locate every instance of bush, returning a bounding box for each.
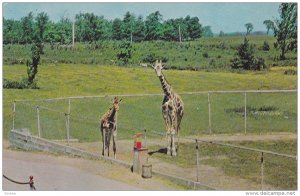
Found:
[231,37,267,71]
[116,41,132,66]
[202,52,209,58]
[284,69,297,75]
[262,41,270,51]
[3,78,38,89]
[142,53,168,64]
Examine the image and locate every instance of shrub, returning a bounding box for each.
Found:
[262,41,270,51]
[231,37,267,71]
[116,41,132,66]
[284,69,297,75]
[202,52,209,58]
[3,78,38,89]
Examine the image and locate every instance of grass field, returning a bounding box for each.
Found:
[3,63,297,140]
[149,139,297,190]
[3,36,297,70]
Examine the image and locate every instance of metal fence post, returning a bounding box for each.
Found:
[65,113,70,145]
[261,152,264,190]
[196,139,200,182]
[68,98,71,138]
[244,92,247,134]
[36,106,41,138]
[208,92,212,134]
[12,101,16,130]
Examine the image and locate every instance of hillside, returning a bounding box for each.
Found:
[3,36,297,70]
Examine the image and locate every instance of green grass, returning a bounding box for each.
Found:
[3,36,297,70]
[149,140,297,190]
[3,64,297,141]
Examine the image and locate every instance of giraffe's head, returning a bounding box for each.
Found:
[152,60,164,77]
[112,97,122,111]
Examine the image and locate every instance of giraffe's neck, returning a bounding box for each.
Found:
[159,73,173,97]
[107,107,117,122]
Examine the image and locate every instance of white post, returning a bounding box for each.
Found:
[12,101,16,130]
[130,32,133,44]
[37,106,41,138]
[208,92,212,134]
[244,92,247,134]
[178,25,182,43]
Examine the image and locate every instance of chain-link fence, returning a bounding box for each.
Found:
[11,90,297,190]
[13,90,296,141]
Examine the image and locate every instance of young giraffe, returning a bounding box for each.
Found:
[100,97,122,159]
[152,60,184,156]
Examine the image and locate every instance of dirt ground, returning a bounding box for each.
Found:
[2,140,183,191]
[2,132,297,191]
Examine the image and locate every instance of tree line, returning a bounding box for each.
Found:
[3,10,203,45]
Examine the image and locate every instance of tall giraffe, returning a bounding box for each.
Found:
[152,60,184,156]
[100,97,122,159]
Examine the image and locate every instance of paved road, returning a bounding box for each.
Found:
[3,154,143,191]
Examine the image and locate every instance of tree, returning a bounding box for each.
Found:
[273,3,297,60]
[122,11,135,41]
[26,42,41,84]
[219,30,225,37]
[162,19,177,41]
[56,17,72,44]
[132,15,145,42]
[185,16,202,40]
[145,11,163,40]
[44,22,60,47]
[112,18,123,40]
[231,37,266,70]
[202,26,213,37]
[21,12,34,44]
[3,19,22,44]
[263,20,274,35]
[35,12,49,42]
[117,41,132,65]
[245,23,253,35]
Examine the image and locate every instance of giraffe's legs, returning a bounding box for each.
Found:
[102,127,105,156]
[171,131,177,156]
[113,130,117,159]
[166,130,171,155]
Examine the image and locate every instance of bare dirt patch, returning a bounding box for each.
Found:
[2,140,183,191]
[3,132,296,191]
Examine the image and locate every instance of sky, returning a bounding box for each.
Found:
[2,2,281,33]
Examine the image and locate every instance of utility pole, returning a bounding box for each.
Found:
[178,25,182,43]
[72,21,75,48]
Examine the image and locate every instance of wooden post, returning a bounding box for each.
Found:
[208,92,212,134]
[144,129,147,148]
[196,139,200,182]
[12,101,16,130]
[37,106,41,138]
[244,92,247,134]
[261,152,264,190]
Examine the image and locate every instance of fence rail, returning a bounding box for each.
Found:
[13,89,297,102]
[10,89,298,190]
